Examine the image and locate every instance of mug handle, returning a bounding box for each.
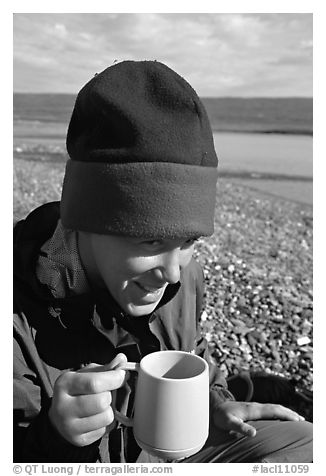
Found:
[113,362,140,427]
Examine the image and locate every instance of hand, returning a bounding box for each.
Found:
[49,353,127,447]
[212,401,305,438]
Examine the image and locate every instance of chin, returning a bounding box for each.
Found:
[125,302,158,317]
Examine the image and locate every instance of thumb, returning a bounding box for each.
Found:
[107,353,128,370]
[77,354,128,373]
[77,362,102,373]
[227,415,257,438]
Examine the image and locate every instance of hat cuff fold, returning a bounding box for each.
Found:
[60,159,217,238]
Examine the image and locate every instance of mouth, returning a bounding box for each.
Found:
[134,281,166,296]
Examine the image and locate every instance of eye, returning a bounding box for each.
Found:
[142,240,162,247]
[182,238,199,248]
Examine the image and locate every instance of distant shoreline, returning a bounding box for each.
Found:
[14,93,313,137]
[14,119,313,141]
[13,124,313,138]
[219,170,312,182]
[211,128,312,136]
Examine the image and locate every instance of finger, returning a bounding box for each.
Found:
[78,363,102,372]
[229,429,254,439]
[106,353,128,370]
[226,415,257,437]
[72,427,108,447]
[75,407,115,434]
[253,403,305,422]
[77,354,127,373]
[73,391,112,417]
[272,405,305,421]
[67,369,126,395]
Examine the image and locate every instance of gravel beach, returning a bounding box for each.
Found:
[13,158,313,419]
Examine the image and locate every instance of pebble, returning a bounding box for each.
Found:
[297,336,311,346]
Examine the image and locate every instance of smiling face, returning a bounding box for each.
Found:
[81,233,197,317]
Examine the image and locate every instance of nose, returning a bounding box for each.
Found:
[157,248,191,284]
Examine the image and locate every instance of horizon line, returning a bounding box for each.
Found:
[13,92,313,100]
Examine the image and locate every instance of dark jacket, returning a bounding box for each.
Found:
[13,202,234,463]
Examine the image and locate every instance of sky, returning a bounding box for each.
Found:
[13,12,313,97]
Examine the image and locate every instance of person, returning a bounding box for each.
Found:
[13,60,312,463]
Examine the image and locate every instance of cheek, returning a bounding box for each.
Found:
[123,256,159,278]
[181,246,194,268]
[98,255,158,287]
[125,249,193,279]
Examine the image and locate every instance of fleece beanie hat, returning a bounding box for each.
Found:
[60,60,218,238]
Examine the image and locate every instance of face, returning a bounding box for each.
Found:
[88,234,197,317]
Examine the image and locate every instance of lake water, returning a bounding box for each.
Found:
[213,132,313,205]
[213,132,312,179]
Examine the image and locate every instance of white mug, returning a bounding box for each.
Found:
[116,350,209,460]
